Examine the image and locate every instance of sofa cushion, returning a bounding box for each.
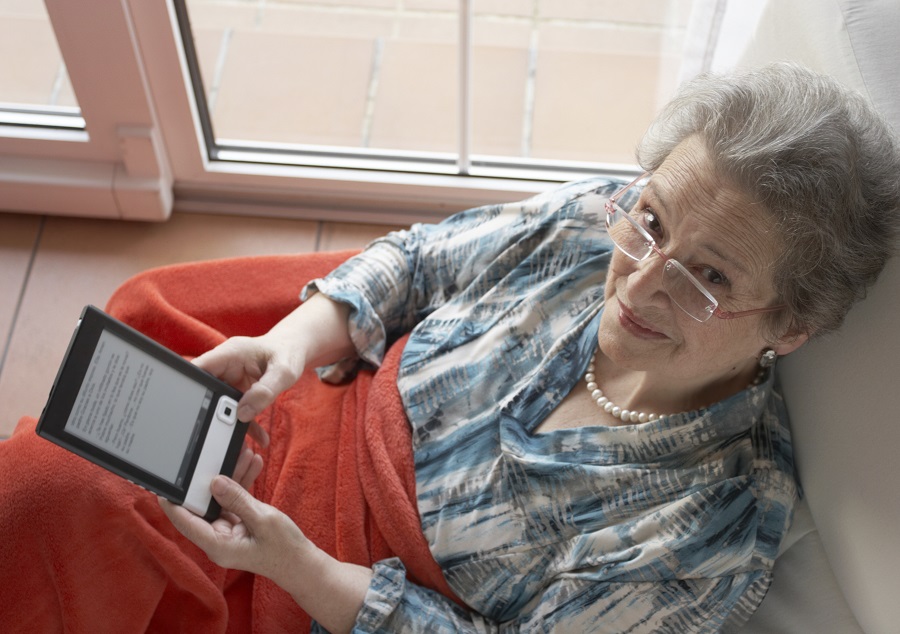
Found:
[736,1,900,632]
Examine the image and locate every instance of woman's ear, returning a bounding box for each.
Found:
[771,330,810,357]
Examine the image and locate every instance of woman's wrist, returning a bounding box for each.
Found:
[266,292,355,372]
[276,539,373,634]
[265,526,319,591]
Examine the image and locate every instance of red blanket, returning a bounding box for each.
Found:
[0,253,459,632]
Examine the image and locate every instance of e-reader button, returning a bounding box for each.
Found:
[215,397,238,426]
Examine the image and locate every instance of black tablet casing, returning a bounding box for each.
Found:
[36,305,247,521]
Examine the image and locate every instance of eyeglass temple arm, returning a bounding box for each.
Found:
[610,172,651,204]
[714,305,786,319]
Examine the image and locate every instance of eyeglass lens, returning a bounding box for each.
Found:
[607,179,717,322]
[661,261,716,321]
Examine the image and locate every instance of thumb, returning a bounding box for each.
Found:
[211,476,260,522]
[237,363,299,421]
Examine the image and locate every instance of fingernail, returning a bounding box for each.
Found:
[237,405,253,422]
[211,476,228,496]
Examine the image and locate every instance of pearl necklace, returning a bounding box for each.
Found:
[584,351,769,424]
[584,353,660,423]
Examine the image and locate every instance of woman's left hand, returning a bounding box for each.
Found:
[158,472,312,583]
[159,447,374,634]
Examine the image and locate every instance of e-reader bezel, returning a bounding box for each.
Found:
[36,305,247,519]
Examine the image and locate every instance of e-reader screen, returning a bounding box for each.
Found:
[63,329,212,487]
[37,305,247,520]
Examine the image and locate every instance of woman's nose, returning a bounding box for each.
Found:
[624,253,669,308]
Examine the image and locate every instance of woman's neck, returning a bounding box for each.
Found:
[592,352,758,416]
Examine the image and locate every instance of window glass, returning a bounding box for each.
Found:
[186,0,457,153]
[0,0,79,110]
[471,0,692,164]
[183,0,694,171]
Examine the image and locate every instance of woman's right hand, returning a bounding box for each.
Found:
[193,333,306,443]
[193,293,356,447]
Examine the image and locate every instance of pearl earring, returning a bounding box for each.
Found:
[758,348,777,368]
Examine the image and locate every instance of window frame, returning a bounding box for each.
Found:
[0,0,173,219]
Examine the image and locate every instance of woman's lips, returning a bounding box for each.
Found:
[618,303,669,340]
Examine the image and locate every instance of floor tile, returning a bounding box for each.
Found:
[186,2,258,31]
[471,46,530,156]
[0,0,48,17]
[54,70,77,108]
[395,13,531,48]
[369,40,458,152]
[193,28,227,105]
[318,221,406,252]
[538,22,664,55]
[395,14,458,43]
[538,0,689,26]
[370,41,528,155]
[187,5,261,94]
[530,51,660,163]
[0,212,317,436]
[274,0,397,9]
[258,6,394,38]
[405,0,536,19]
[212,31,374,146]
[474,0,534,18]
[404,0,456,11]
[472,17,532,49]
[0,17,63,105]
[0,213,41,365]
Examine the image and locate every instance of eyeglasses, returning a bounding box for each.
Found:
[605,172,785,322]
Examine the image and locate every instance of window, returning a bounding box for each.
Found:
[179,0,691,179]
[1,0,762,222]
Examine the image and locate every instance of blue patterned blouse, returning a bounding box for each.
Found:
[304,178,798,633]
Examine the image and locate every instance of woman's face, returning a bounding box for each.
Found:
[598,137,793,394]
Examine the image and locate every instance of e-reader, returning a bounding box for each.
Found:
[36,305,248,520]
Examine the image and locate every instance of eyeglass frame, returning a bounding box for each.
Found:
[604,172,786,322]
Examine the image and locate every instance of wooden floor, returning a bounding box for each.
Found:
[0,211,405,438]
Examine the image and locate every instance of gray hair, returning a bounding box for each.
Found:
[636,62,900,339]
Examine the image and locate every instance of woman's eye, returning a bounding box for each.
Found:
[699,266,728,286]
[639,210,662,237]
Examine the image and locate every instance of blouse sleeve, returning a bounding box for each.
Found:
[332,558,771,633]
[301,179,610,370]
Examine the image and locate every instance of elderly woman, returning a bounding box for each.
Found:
[3,62,899,632]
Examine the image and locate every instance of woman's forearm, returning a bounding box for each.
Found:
[255,296,373,631]
[275,544,374,634]
[263,291,356,372]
